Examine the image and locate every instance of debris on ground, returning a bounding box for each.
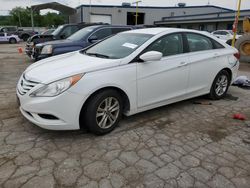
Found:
[233,113,247,120]
[233,76,250,89]
[242,138,250,144]
[245,121,250,127]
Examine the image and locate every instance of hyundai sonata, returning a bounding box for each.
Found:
[17,28,239,134]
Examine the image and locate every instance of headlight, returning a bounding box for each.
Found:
[41,45,53,55]
[30,74,83,97]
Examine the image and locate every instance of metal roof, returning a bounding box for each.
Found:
[76,4,233,12]
[31,2,76,15]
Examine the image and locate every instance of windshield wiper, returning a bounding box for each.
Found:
[85,52,110,59]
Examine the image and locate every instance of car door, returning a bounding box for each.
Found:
[185,33,225,95]
[137,33,190,108]
[0,33,7,42]
[0,33,5,42]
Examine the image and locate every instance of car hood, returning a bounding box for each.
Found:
[24,51,121,84]
[36,39,84,48]
[29,34,53,41]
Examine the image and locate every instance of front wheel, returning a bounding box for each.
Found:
[81,89,123,135]
[9,38,17,44]
[209,70,230,100]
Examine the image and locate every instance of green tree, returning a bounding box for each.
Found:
[6,6,66,27]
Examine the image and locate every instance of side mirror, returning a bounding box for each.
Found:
[139,51,163,62]
[88,35,98,43]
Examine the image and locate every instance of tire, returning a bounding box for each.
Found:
[9,38,17,44]
[21,34,30,41]
[80,89,123,135]
[235,34,250,62]
[209,70,230,100]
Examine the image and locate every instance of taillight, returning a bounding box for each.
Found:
[234,52,240,60]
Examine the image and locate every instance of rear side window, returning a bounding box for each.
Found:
[92,28,112,40]
[213,40,225,49]
[112,27,131,34]
[187,33,213,52]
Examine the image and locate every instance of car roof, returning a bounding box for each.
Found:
[124,27,192,35]
[213,30,231,32]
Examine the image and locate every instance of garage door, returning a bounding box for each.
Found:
[90,15,112,24]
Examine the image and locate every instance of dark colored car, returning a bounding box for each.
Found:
[34,25,134,61]
[25,23,107,59]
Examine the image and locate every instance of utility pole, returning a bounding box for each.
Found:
[89,0,92,22]
[18,11,22,27]
[232,0,242,47]
[132,1,142,25]
[31,8,34,31]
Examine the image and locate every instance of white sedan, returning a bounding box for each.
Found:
[17,28,239,135]
[211,30,241,44]
[0,33,20,44]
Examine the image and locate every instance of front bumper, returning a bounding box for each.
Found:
[17,87,86,131]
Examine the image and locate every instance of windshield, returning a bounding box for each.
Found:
[51,25,64,36]
[85,33,153,59]
[228,30,234,35]
[67,26,98,41]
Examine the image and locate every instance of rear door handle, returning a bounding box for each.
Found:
[178,62,188,67]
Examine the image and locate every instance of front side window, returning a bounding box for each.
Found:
[92,28,112,40]
[145,33,183,57]
[213,31,220,35]
[52,25,64,36]
[84,33,153,59]
[60,26,78,38]
[220,31,229,35]
[187,33,213,52]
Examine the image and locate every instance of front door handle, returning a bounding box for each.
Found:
[178,62,188,67]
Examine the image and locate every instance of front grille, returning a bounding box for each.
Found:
[18,75,39,95]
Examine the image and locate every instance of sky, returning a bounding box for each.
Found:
[0,0,249,15]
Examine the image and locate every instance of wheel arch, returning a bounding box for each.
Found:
[9,37,17,43]
[79,86,131,129]
[220,67,232,83]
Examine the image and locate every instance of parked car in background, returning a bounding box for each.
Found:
[41,29,56,35]
[211,30,242,44]
[0,33,20,44]
[34,25,134,61]
[17,28,239,135]
[0,26,37,41]
[25,23,108,59]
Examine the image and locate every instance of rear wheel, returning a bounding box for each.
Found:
[22,34,30,41]
[9,38,17,44]
[80,89,123,135]
[209,70,230,100]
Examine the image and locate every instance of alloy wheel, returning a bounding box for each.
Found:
[96,97,120,129]
[215,75,228,96]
